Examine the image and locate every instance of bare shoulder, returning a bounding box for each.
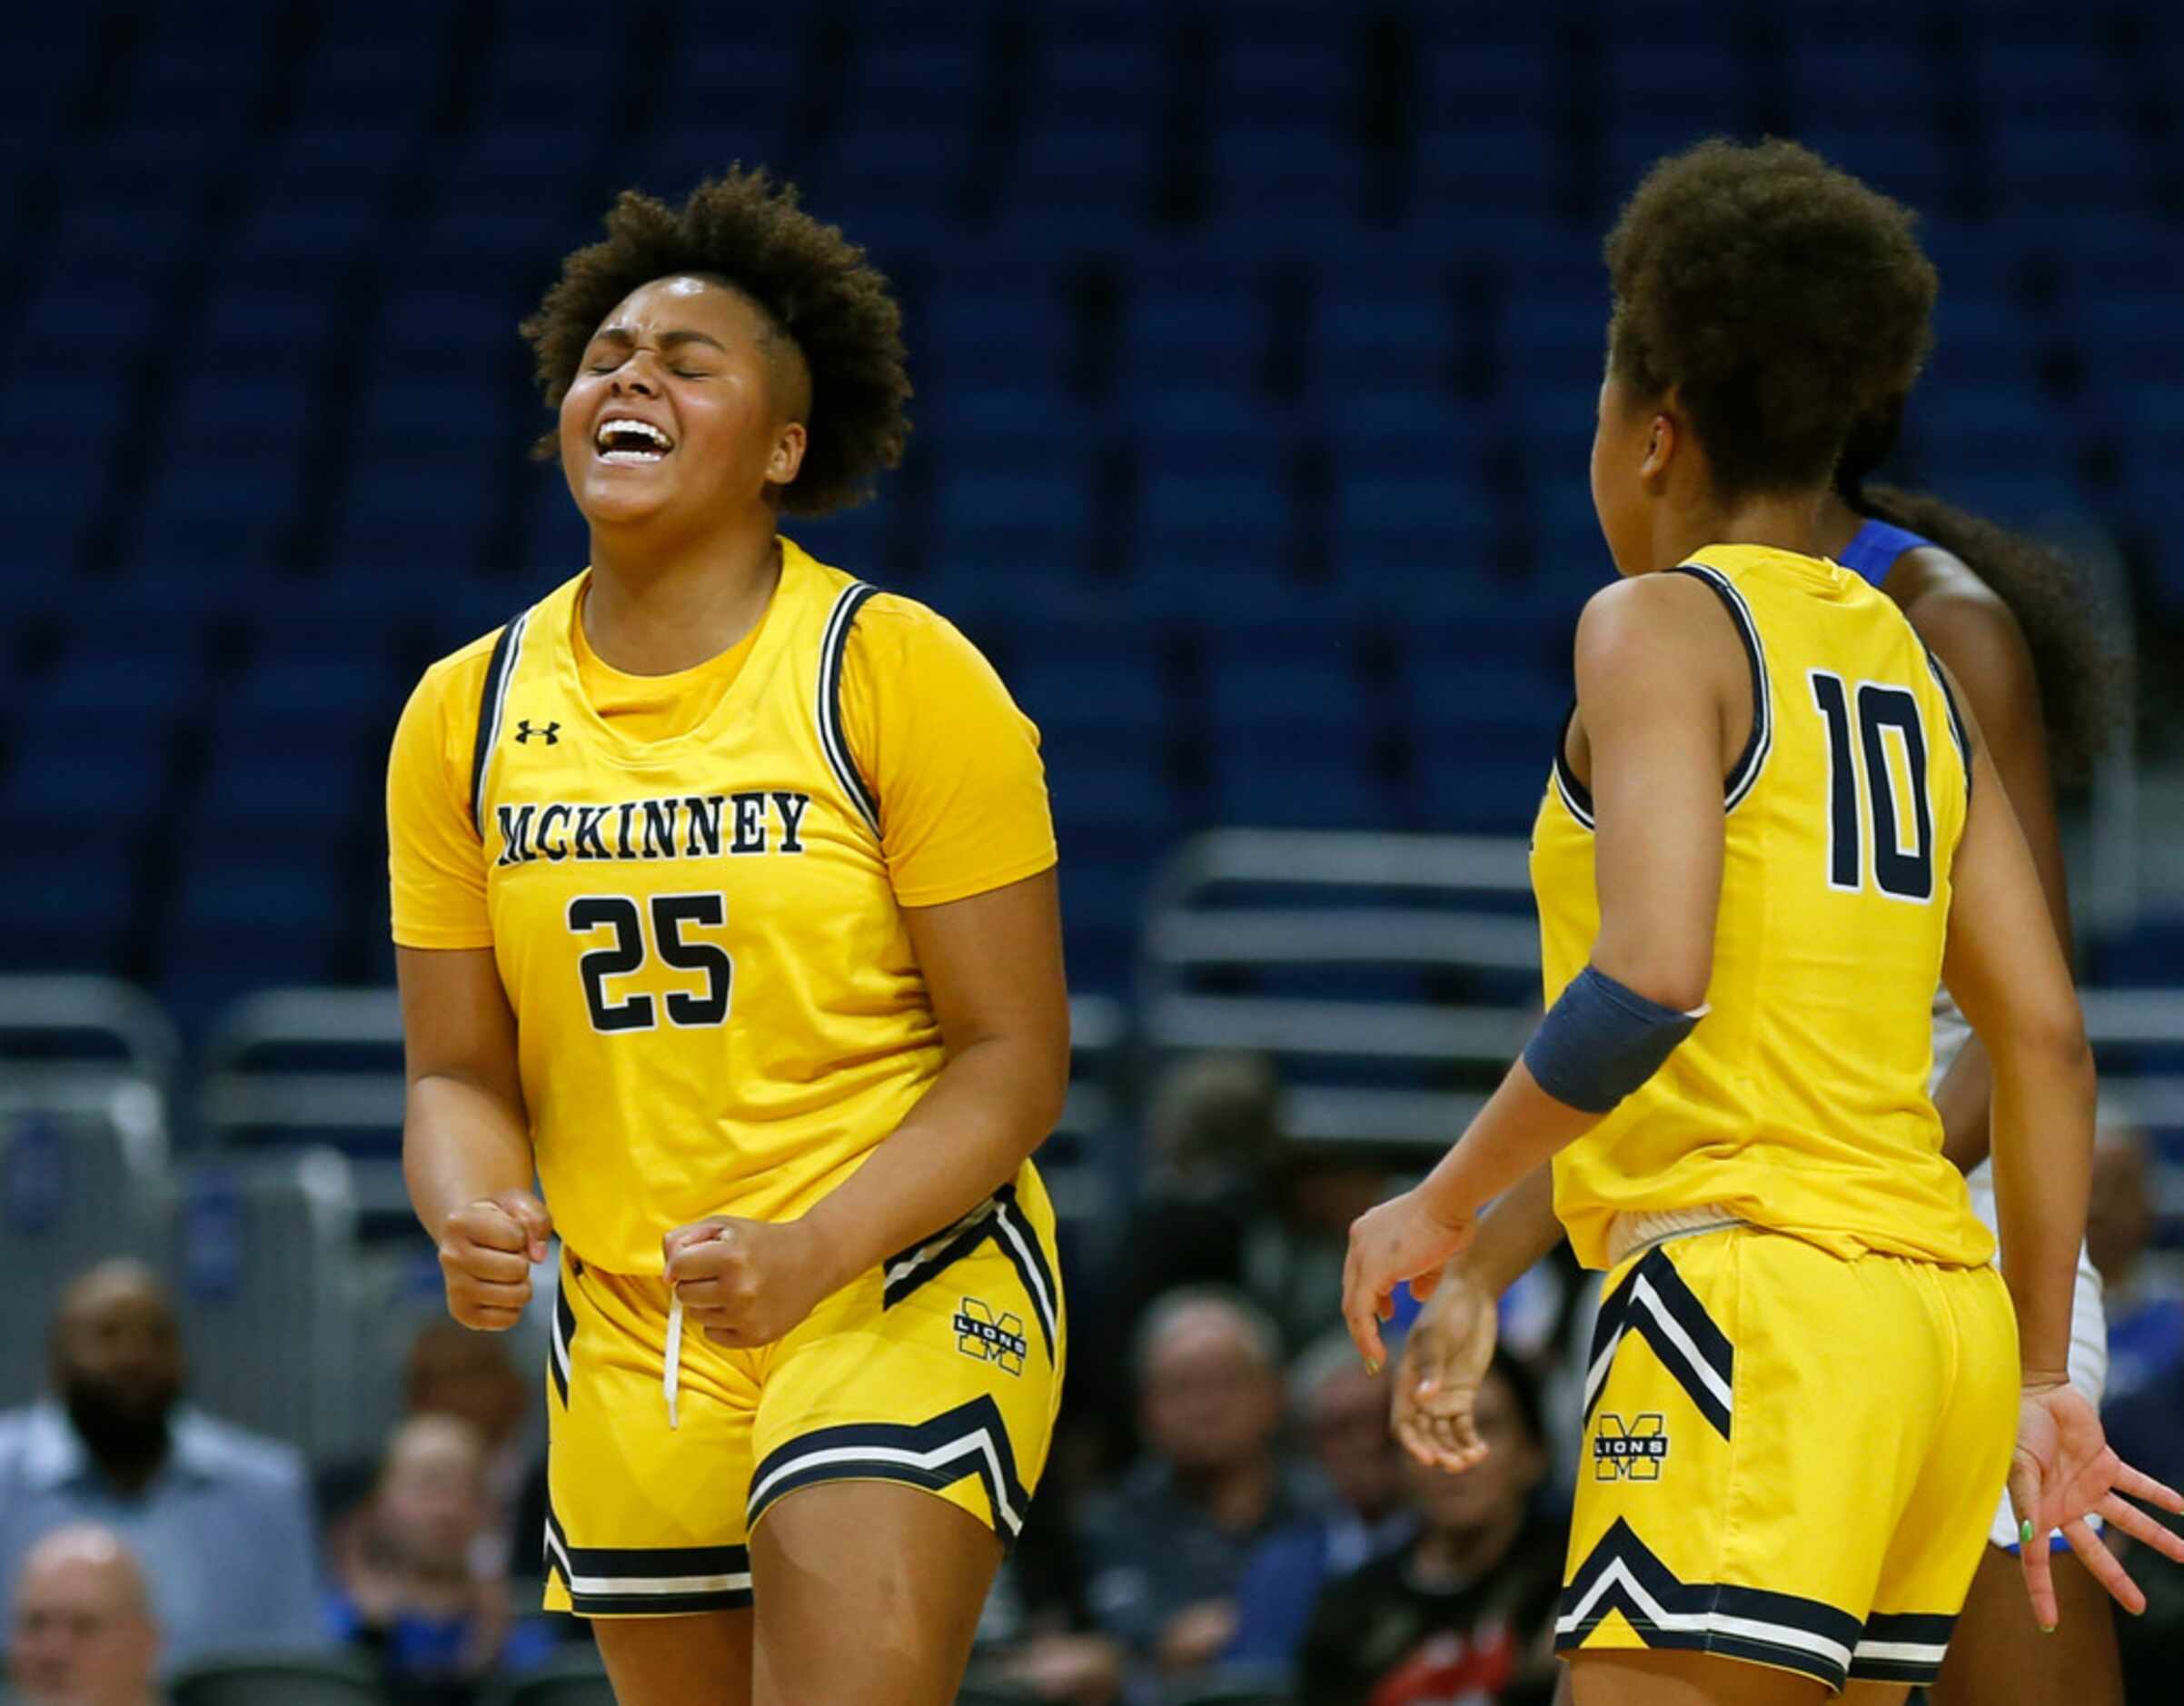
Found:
[1891,547,2034,701]
[1575,571,1742,688]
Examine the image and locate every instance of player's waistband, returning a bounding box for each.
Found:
[649,1177,1058,1436]
[1603,1203,1746,1268]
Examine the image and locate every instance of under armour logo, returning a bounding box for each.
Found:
[514,720,560,746]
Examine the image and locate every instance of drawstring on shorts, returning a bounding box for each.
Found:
[663,1290,685,1430]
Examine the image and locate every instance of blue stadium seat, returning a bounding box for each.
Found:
[1206,123,1363,226]
[1118,290,1274,398]
[1315,287,1461,400]
[323,452,506,566]
[922,389,1101,479]
[931,469,1095,588]
[1782,42,1931,132]
[1987,123,2151,216]
[160,852,350,1004]
[1416,27,1557,128]
[1790,124,1954,210]
[1923,295,2044,393]
[158,377,317,487]
[925,289,1077,391]
[0,846,140,969]
[1414,121,1563,233]
[0,28,91,152]
[127,469,301,577]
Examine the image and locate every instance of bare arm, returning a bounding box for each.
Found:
[1450,1163,1563,1295]
[1903,576,2071,1171]
[799,868,1071,1287]
[1407,573,1731,1223]
[1345,576,1734,1363]
[399,946,549,1328]
[1937,686,2092,1384]
[666,870,1070,1344]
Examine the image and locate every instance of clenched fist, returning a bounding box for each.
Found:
[663,1215,835,1348]
[437,1190,553,1331]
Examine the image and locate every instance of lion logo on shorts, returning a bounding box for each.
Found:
[1593,1412,1670,1481]
[954,1297,1029,1376]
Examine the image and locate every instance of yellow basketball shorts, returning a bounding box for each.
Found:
[1557,1225,2017,1693]
[541,1178,1064,1617]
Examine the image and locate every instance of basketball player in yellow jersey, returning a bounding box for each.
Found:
[386,170,1069,1706]
[1340,142,2184,1705]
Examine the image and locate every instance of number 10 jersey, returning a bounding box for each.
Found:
[1533,543,1988,1272]
[387,539,1057,1275]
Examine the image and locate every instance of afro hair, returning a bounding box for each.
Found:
[521,166,910,515]
[1604,139,1938,498]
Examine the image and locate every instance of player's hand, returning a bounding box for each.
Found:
[1342,1187,1476,1374]
[1393,1262,1499,1473]
[2009,1379,2184,1629]
[437,1189,552,1332]
[663,1215,832,1348]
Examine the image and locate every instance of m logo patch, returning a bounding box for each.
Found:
[1593,1412,1669,1481]
[954,1297,1028,1376]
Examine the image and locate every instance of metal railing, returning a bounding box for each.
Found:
[1138,831,2184,1195]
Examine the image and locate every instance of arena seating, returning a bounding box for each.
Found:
[0,0,2176,1062]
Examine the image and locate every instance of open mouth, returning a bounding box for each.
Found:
[594,416,674,464]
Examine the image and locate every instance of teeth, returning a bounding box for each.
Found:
[596,417,670,452]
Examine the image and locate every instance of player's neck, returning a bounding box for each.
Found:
[1813,490,1871,560]
[583,525,783,676]
[1651,485,1826,570]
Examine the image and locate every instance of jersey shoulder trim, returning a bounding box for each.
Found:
[816,580,882,835]
[1553,703,1596,830]
[470,605,537,836]
[1922,646,1974,803]
[1666,561,1772,810]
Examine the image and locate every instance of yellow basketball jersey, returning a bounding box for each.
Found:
[394,541,1053,1274]
[1533,543,1990,1271]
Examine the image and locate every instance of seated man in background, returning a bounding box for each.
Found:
[320,1321,544,1582]
[1297,1350,1564,1706]
[1079,1288,1325,1685]
[2088,1108,2184,1404]
[2102,1354,2184,1706]
[325,1413,559,1705]
[0,1260,326,1671]
[6,1524,162,1706]
[1226,1334,1416,1669]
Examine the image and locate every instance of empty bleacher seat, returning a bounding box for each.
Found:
[170,1651,390,1706]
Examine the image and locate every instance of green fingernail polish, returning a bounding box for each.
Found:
[2020,1520,2035,1546]
[1365,1358,1382,1376]
[2040,1623,2056,1635]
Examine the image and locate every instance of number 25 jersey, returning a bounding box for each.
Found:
[386,539,1057,1275]
[1532,543,1990,1271]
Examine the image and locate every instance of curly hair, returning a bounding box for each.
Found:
[1833,406,2129,780]
[520,166,910,515]
[1604,139,1938,498]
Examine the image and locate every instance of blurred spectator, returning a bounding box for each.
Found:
[1112,1055,1287,1312]
[2086,1110,2184,1403]
[404,1324,538,1570]
[1227,1335,1416,1667]
[6,1524,162,1706]
[325,1414,557,1705]
[0,1260,325,1672]
[322,1323,543,1580]
[1297,1350,1564,1706]
[2100,1355,2184,1702]
[1080,1289,1325,1682]
[1084,1056,1399,1472]
[966,1493,1120,1705]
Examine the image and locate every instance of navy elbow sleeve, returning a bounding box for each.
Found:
[1523,966,1705,1115]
